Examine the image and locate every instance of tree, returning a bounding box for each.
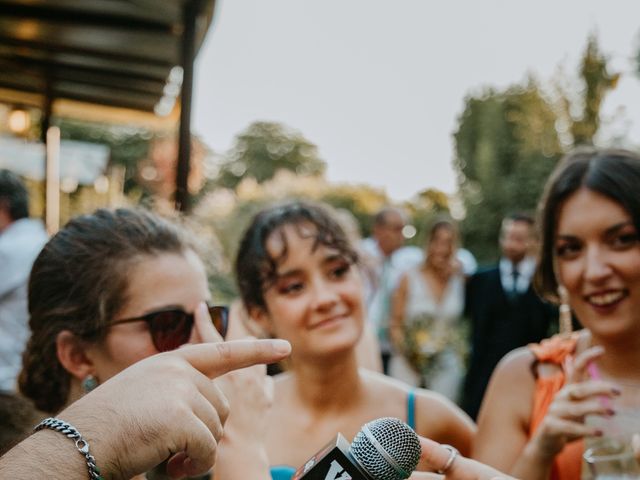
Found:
[453,81,562,262]
[557,34,620,146]
[215,121,326,189]
[453,35,619,263]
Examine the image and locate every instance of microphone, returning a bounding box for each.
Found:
[292,417,421,480]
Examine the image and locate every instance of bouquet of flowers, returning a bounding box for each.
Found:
[400,313,465,379]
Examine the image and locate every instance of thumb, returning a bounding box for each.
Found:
[418,437,513,480]
[176,339,291,378]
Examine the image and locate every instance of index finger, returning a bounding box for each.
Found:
[192,302,223,344]
[567,346,605,384]
[176,339,291,378]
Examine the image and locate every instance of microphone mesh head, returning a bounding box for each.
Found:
[350,417,421,480]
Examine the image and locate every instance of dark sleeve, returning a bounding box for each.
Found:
[466,273,487,355]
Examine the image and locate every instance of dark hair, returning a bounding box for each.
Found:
[0,393,42,455]
[373,206,404,227]
[19,208,190,413]
[535,148,640,301]
[504,212,534,226]
[235,200,358,312]
[0,169,29,220]
[427,217,457,243]
[499,212,535,240]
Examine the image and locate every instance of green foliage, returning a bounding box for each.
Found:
[215,121,326,189]
[320,184,389,238]
[454,82,562,263]
[453,35,619,264]
[567,35,620,146]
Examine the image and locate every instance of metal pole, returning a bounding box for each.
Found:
[175,0,197,212]
[41,84,53,220]
[45,126,61,234]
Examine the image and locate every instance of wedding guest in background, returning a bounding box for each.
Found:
[390,218,466,402]
[462,213,556,420]
[361,206,422,373]
[0,169,48,392]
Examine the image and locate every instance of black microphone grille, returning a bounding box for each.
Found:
[350,417,421,480]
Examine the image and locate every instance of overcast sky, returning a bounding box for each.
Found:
[192,0,640,201]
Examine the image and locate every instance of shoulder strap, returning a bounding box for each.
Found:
[406,389,416,429]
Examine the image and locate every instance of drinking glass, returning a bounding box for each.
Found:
[583,381,640,479]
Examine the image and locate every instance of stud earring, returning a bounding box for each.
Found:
[82,374,98,393]
[558,285,573,336]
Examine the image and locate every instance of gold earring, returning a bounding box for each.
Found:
[558,285,572,336]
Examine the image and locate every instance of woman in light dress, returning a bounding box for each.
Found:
[391,218,466,402]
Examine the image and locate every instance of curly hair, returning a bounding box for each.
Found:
[19,208,190,413]
[235,200,359,312]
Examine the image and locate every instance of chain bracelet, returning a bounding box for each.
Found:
[35,417,104,480]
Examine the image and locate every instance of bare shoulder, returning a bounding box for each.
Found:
[411,388,475,456]
[490,347,536,388]
[359,369,415,412]
[360,368,410,396]
[359,370,473,425]
[478,347,536,420]
[473,346,538,467]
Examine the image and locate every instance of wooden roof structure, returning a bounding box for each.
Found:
[0,0,217,210]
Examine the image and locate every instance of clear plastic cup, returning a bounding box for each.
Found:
[584,442,640,479]
[583,381,640,479]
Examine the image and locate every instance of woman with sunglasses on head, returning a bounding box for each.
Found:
[473,148,640,479]
[235,200,475,480]
[17,208,272,479]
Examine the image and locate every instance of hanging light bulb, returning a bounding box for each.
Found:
[8,107,31,135]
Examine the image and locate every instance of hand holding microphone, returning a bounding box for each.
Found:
[417,437,516,480]
[293,417,513,480]
[293,417,421,480]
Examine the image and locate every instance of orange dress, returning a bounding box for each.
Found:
[528,333,583,480]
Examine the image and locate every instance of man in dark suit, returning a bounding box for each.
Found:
[462,213,556,420]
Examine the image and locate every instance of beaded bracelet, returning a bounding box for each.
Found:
[34,417,104,480]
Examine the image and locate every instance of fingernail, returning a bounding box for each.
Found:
[606,409,616,416]
[612,387,622,395]
[272,339,291,355]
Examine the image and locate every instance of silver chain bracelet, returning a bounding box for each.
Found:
[34,417,103,480]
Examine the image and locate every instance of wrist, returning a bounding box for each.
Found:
[57,407,123,480]
[524,434,558,464]
[215,436,270,480]
[0,429,92,480]
[35,417,108,480]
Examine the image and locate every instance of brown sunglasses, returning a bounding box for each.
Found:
[109,304,229,352]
